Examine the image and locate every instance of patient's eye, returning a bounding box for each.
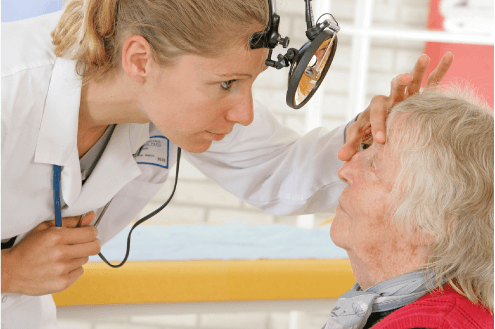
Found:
[362,133,373,150]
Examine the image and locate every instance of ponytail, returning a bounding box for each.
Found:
[52,0,119,81]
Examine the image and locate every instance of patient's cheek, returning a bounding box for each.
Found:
[353,212,403,269]
[352,188,385,219]
[350,201,388,255]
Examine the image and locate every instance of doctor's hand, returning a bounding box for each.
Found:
[1,212,101,296]
[338,52,454,161]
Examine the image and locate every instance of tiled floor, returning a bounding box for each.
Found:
[57,299,337,329]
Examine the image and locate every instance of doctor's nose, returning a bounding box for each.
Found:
[226,93,254,126]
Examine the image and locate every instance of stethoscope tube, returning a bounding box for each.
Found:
[52,147,182,268]
[98,148,181,268]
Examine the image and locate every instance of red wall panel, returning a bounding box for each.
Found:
[424,0,494,108]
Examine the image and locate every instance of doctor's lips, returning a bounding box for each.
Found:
[206,130,228,141]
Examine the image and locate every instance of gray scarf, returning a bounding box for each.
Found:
[322,271,433,329]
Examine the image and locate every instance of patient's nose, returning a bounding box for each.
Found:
[337,152,364,184]
[337,160,352,184]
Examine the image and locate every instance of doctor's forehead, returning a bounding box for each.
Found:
[196,46,268,78]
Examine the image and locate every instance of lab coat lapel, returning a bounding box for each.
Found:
[70,123,150,212]
[34,57,82,207]
[33,56,150,210]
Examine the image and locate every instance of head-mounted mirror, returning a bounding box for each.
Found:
[287,28,337,108]
[250,0,340,109]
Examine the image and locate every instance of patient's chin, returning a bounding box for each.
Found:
[330,215,350,249]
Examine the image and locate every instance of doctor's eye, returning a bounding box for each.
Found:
[220,80,236,91]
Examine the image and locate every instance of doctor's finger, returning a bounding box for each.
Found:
[63,239,102,259]
[62,266,85,291]
[66,211,95,228]
[34,215,80,231]
[406,54,430,97]
[389,73,413,107]
[368,95,388,144]
[337,143,360,162]
[57,226,99,245]
[338,122,366,161]
[75,211,96,227]
[63,256,90,274]
[41,212,96,230]
[424,52,454,88]
[40,215,84,230]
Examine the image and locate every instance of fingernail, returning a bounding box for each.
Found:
[375,131,385,141]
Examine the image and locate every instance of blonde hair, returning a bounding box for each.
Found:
[385,87,494,311]
[51,0,269,82]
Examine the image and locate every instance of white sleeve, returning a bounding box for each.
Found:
[184,100,346,216]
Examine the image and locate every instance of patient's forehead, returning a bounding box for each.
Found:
[372,141,388,161]
[385,112,409,146]
[373,140,400,189]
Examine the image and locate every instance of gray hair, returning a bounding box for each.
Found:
[385,87,494,311]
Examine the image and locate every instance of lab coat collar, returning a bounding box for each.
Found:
[34,57,81,207]
[33,57,150,208]
[34,57,81,167]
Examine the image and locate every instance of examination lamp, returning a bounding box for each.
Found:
[250,0,340,109]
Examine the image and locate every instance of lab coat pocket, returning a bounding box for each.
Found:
[95,178,165,245]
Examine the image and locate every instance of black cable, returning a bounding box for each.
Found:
[316,13,339,26]
[98,147,182,268]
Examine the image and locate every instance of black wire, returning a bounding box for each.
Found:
[98,147,182,268]
[316,13,339,26]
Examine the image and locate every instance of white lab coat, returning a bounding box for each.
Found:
[1,12,346,329]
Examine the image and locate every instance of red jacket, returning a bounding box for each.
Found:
[374,284,494,328]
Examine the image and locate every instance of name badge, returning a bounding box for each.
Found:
[134,135,169,169]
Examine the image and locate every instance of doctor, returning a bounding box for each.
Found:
[1,0,453,327]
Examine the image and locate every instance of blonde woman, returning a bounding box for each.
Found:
[1,0,452,327]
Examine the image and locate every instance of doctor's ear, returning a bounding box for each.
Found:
[121,35,153,83]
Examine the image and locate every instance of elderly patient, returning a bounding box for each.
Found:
[324,88,494,329]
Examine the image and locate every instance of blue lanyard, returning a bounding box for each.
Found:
[53,165,62,227]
